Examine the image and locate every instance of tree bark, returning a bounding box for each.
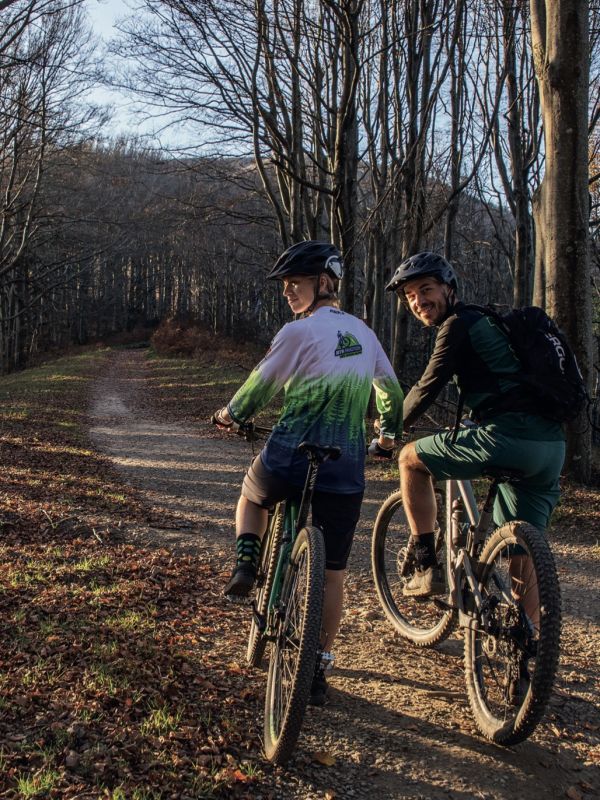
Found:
[530,0,592,481]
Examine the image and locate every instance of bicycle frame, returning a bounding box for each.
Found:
[443,476,506,631]
[255,445,331,642]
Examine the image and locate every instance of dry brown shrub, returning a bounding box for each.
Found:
[151,318,215,357]
[151,317,264,366]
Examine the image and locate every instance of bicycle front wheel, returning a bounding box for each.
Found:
[371,489,455,647]
[246,503,285,668]
[263,526,325,765]
[464,521,561,745]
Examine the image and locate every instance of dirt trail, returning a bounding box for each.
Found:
[88,350,600,800]
[89,352,249,558]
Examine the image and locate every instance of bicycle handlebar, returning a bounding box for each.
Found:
[400,418,477,441]
[236,421,273,442]
[210,413,272,442]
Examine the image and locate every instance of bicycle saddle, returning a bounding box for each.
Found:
[297,442,342,462]
[482,466,524,482]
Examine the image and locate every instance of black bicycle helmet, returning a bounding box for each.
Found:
[385,251,458,293]
[267,241,344,282]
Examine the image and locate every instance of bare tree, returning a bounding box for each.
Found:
[112,0,369,309]
[478,1,542,306]
[0,0,102,370]
[530,0,592,480]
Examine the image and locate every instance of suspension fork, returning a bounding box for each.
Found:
[259,502,297,639]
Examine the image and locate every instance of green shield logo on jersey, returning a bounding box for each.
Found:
[335,331,363,358]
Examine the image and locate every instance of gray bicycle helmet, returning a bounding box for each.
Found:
[385,251,458,293]
[267,241,344,282]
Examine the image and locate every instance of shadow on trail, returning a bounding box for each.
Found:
[86,349,599,800]
[294,683,571,800]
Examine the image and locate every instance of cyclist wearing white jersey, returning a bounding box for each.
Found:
[214,241,403,704]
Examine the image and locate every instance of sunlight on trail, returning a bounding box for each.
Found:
[89,381,250,553]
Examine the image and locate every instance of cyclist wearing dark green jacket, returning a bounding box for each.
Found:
[386,251,565,598]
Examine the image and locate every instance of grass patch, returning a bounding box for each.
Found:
[72,554,112,573]
[139,702,183,736]
[107,789,163,800]
[16,769,61,796]
[105,608,157,633]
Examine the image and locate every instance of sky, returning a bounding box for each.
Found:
[87,0,124,39]
[86,0,139,139]
[85,0,188,148]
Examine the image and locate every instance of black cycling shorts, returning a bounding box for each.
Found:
[242,454,363,571]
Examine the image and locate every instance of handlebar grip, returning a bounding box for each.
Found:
[368,439,394,459]
[212,410,239,431]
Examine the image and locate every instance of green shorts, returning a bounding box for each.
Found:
[415,425,565,530]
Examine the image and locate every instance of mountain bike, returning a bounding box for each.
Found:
[222,420,340,765]
[371,429,561,745]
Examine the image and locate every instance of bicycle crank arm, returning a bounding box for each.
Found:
[433,596,456,611]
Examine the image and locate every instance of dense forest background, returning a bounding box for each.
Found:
[1,0,599,468]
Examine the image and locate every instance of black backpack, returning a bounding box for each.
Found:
[463,304,589,424]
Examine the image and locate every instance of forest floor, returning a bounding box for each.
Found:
[0,342,598,799]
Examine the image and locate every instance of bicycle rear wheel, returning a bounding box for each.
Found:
[371,489,455,646]
[464,521,561,745]
[246,503,285,668]
[263,526,325,765]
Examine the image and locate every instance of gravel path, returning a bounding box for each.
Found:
[88,350,600,800]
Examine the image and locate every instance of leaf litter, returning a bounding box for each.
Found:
[0,342,598,800]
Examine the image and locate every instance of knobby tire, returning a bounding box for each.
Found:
[371,489,455,647]
[263,526,325,765]
[246,503,285,668]
[464,521,561,745]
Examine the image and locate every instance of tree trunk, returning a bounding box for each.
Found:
[530,0,592,481]
[328,0,361,314]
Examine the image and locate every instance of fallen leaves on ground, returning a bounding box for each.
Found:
[312,751,337,767]
[0,349,268,798]
[0,523,268,798]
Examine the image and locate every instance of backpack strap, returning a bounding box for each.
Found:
[453,303,535,423]
[451,391,466,443]
[450,304,494,439]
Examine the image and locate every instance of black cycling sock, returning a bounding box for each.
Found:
[236,533,261,569]
[413,532,437,570]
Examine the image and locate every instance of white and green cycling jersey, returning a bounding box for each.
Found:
[227,306,403,493]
